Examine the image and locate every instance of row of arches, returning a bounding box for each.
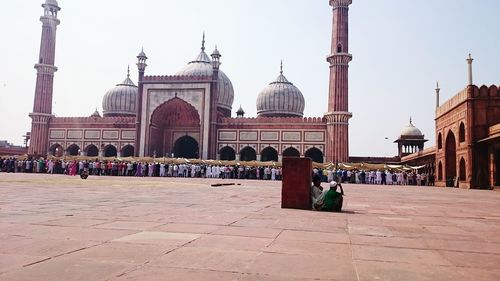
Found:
[437,122,466,149]
[48,144,134,158]
[437,129,467,184]
[220,146,324,163]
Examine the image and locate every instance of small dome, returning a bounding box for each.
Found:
[102,70,138,117]
[175,49,234,112]
[400,118,423,136]
[43,0,59,8]
[256,64,305,117]
[90,108,101,118]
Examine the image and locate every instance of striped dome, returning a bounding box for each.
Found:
[176,50,234,112]
[102,73,137,117]
[256,66,305,117]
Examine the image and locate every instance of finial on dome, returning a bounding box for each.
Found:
[127,65,130,78]
[201,32,206,52]
[409,116,413,125]
[280,60,283,75]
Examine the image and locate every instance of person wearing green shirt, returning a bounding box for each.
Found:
[322,181,344,212]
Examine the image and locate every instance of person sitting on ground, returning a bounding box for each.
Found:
[321,181,345,212]
[311,175,324,210]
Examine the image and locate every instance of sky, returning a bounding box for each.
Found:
[0,0,499,157]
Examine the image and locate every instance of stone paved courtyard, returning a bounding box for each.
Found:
[0,173,500,281]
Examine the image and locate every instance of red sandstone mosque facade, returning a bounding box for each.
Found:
[25,0,500,189]
[28,0,354,164]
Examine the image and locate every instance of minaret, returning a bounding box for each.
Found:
[325,0,353,164]
[209,44,221,159]
[28,0,61,156]
[435,82,440,109]
[134,48,148,157]
[466,53,474,86]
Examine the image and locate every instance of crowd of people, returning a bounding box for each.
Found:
[313,167,435,186]
[0,157,434,186]
[0,157,283,180]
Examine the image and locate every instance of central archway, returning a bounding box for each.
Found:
[174,136,199,159]
[445,131,457,181]
[149,98,201,157]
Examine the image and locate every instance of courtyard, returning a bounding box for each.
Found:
[0,173,499,281]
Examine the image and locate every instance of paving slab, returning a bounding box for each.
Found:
[0,173,500,281]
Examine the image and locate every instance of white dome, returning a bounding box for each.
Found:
[400,119,423,136]
[175,50,234,112]
[102,74,137,117]
[256,68,305,117]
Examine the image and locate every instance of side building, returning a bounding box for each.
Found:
[402,55,500,189]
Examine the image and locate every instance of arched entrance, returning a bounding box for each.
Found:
[174,136,199,159]
[48,143,64,157]
[445,131,457,181]
[438,161,443,181]
[261,147,278,162]
[459,157,466,181]
[305,148,324,163]
[240,147,257,161]
[85,144,99,157]
[283,147,300,157]
[121,145,134,157]
[220,146,236,161]
[66,144,80,156]
[104,145,117,157]
[149,98,201,157]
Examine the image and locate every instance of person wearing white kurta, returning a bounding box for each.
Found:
[160,163,166,177]
[376,170,382,185]
[271,168,276,180]
[386,171,393,185]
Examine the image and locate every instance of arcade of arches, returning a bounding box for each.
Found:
[219,146,323,163]
[149,98,201,158]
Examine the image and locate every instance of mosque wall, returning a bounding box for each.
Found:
[217,117,327,161]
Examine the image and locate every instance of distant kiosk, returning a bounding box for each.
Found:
[281,157,312,210]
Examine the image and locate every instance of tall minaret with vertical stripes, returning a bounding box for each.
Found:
[28,0,61,156]
[325,0,353,164]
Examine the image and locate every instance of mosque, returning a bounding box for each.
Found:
[25,0,500,189]
[27,0,354,164]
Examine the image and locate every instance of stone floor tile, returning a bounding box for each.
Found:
[149,247,260,273]
[111,266,240,281]
[245,252,357,280]
[186,234,273,251]
[212,226,282,238]
[152,223,222,234]
[352,245,452,266]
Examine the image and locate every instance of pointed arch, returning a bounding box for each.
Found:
[66,144,80,156]
[283,147,300,157]
[240,146,257,162]
[219,146,236,161]
[438,161,443,181]
[459,122,465,143]
[103,144,117,157]
[85,144,99,157]
[305,147,324,163]
[121,145,134,158]
[459,157,466,181]
[437,132,443,149]
[48,143,64,157]
[261,147,278,162]
[174,136,199,159]
[445,130,457,180]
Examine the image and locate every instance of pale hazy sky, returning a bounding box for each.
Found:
[0,0,499,156]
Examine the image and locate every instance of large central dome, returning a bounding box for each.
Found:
[256,64,305,117]
[175,41,234,113]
